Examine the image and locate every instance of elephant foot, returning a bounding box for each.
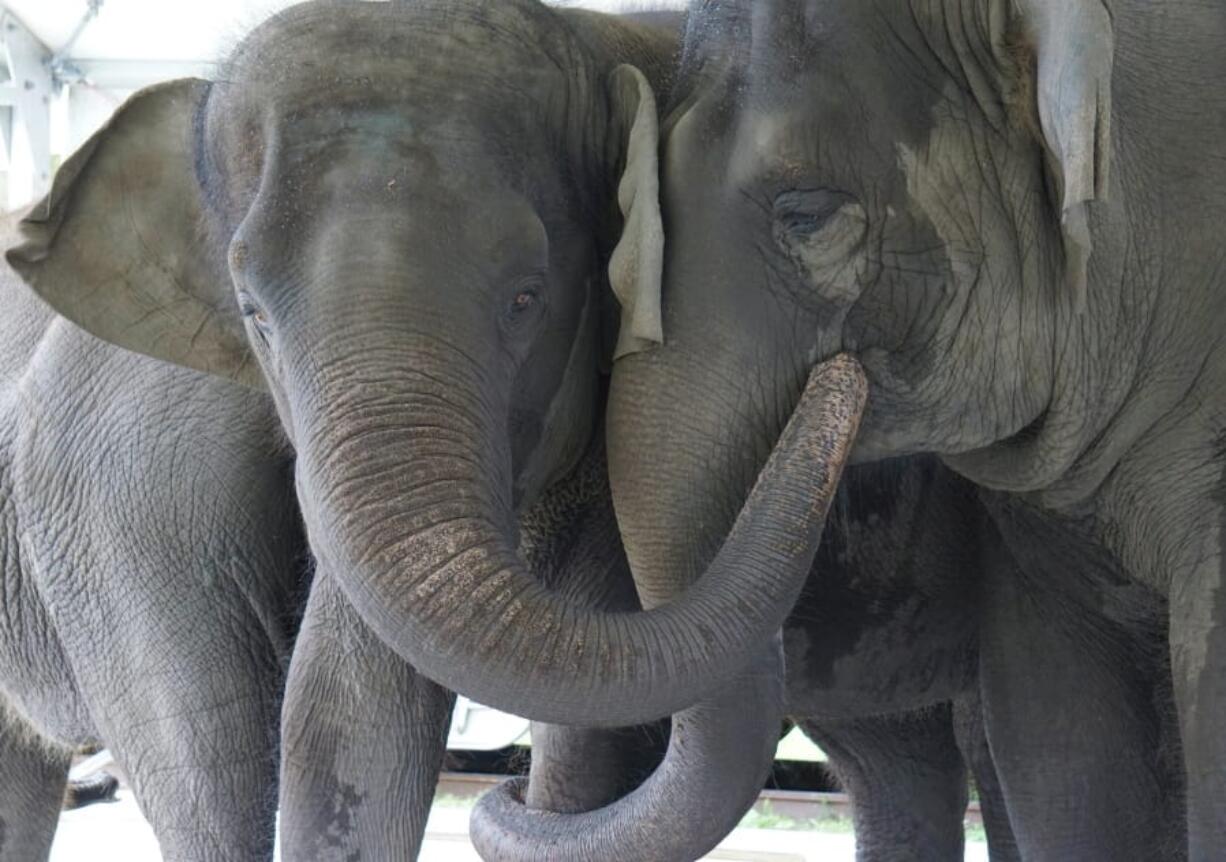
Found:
[62,771,119,810]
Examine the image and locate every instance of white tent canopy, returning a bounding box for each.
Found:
[0,0,674,207]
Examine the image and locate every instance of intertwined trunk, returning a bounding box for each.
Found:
[293,352,866,727]
[466,356,866,861]
[471,640,786,861]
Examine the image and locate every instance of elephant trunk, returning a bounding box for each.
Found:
[471,640,784,861]
[296,354,866,726]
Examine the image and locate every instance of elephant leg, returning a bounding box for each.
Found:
[0,705,68,862]
[980,559,1175,862]
[65,610,285,861]
[1170,559,1226,860]
[525,721,668,814]
[951,690,1019,862]
[280,566,455,861]
[800,705,967,862]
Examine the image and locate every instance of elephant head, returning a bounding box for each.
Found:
[7,0,864,734]
[554,1,1117,853]
[609,0,1119,613]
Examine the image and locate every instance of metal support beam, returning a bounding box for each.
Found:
[0,8,54,203]
[68,58,213,90]
[47,0,104,86]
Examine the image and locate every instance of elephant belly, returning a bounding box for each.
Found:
[782,594,978,719]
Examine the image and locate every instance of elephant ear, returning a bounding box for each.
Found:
[1013,0,1114,313]
[606,64,665,361]
[5,79,262,389]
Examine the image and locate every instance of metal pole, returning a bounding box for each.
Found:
[0,9,54,203]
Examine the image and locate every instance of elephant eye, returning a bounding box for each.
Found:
[511,290,538,312]
[773,190,868,269]
[773,189,861,245]
[238,294,272,338]
[503,278,546,327]
[772,189,869,305]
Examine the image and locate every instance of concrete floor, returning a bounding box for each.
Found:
[51,790,992,861]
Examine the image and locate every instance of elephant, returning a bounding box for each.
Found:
[478,455,1027,862]
[0,215,306,861]
[5,0,870,857]
[0,235,642,861]
[60,771,119,811]
[584,0,1201,859]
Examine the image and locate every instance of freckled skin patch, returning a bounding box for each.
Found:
[320,782,363,852]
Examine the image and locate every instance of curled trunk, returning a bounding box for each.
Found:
[470,641,784,861]
[298,355,866,726]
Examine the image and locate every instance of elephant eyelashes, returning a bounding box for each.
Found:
[238,294,272,340]
[772,188,869,305]
[502,281,546,333]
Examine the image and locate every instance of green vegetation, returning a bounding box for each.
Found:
[738,801,850,833]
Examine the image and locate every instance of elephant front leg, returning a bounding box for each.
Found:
[279,568,455,861]
[951,688,1019,862]
[800,706,968,862]
[981,556,1179,862]
[1171,558,1226,860]
[0,705,69,862]
[524,721,668,814]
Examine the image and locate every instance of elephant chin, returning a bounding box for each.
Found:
[469,640,784,862]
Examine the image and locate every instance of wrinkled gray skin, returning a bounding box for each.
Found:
[508,458,1176,862]
[0,245,642,860]
[502,456,1026,862]
[0,232,303,860]
[6,1,869,859]
[785,459,1003,861]
[606,0,1211,859]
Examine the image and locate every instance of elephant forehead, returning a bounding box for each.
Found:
[214,1,580,139]
[725,110,818,185]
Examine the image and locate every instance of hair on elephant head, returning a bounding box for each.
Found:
[7,0,865,739]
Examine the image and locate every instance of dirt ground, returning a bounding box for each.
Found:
[51,789,992,862]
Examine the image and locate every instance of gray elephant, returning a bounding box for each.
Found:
[482,454,1026,862]
[5,0,870,858]
[0,219,305,860]
[589,0,1200,859]
[0,240,638,861]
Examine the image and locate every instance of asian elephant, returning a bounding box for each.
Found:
[0,220,305,861]
[594,0,1204,859]
[6,0,868,858]
[0,241,655,861]
[483,454,1026,862]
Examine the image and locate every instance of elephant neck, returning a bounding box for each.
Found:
[942,215,1221,518]
[941,6,1226,514]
